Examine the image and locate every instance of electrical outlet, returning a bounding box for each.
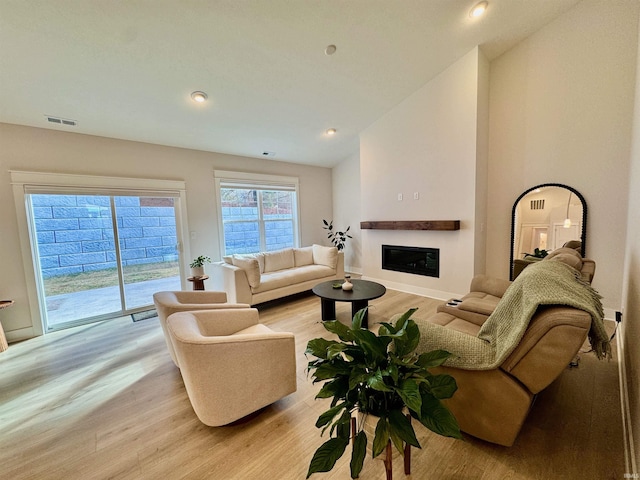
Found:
[413,192,419,200]
[616,311,622,323]
[397,193,403,201]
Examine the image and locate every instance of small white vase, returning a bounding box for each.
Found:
[191,266,205,277]
[342,275,353,291]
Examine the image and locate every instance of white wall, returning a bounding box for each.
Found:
[359,48,488,299]
[0,123,333,339]
[486,0,639,313]
[332,150,361,274]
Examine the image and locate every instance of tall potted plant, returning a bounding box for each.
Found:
[305,308,461,479]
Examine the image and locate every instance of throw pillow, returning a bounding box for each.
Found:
[232,256,261,288]
[233,253,264,273]
[263,248,295,272]
[312,244,338,270]
[293,246,314,266]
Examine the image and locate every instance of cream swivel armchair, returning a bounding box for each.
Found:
[153,291,249,366]
[166,308,297,426]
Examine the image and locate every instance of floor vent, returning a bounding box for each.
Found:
[132,309,157,322]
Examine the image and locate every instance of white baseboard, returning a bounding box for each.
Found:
[617,325,637,476]
[6,326,36,343]
[360,276,458,302]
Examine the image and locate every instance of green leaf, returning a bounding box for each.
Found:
[316,377,349,399]
[372,416,390,458]
[396,379,422,413]
[351,307,367,330]
[382,362,399,384]
[323,320,354,342]
[394,308,417,332]
[327,342,347,359]
[388,409,421,448]
[416,349,454,369]
[316,402,346,428]
[427,374,458,399]
[311,362,350,381]
[350,430,367,478]
[415,392,462,439]
[307,436,350,478]
[377,322,395,336]
[351,329,392,363]
[348,370,370,390]
[367,369,393,392]
[306,338,340,359]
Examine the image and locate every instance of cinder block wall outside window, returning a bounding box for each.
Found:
[33,195,177,278]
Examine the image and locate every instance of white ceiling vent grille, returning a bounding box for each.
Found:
[46,115,77,126]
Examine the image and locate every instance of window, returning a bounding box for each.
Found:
[215,171,300,255]
[10,170,188,335]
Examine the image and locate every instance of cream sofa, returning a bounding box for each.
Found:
[210,245,344,305]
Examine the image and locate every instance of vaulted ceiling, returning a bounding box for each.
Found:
[0,0,580,167]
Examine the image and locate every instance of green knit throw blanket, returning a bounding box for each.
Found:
[416,260,610,370]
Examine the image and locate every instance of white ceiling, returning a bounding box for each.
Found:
[0,0,581,167]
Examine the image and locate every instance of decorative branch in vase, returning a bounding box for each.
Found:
[322,219,352,251]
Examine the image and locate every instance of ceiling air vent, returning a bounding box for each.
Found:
[46,115,77,126]
[530,199,545,210]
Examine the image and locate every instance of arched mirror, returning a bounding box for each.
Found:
[510,183,587,280]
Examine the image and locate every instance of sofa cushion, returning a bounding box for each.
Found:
[232,256,261,288]
[294,246,314,266]
[312,244,338,270]
[228,253,265,273]
[263,249,295,273]
[546,253,583,271]
[251,265,335,293]
[459,295,501,317]
[545,247,581,260]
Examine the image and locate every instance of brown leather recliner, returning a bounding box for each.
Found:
[426,304,591,446]
[419,257,598,447]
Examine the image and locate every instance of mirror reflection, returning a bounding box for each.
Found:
[510,184,587,280]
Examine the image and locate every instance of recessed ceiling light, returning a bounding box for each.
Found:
[470,1,488,18]
[191,91,208,103]
[326,128,337,135]
[325,45,337,56]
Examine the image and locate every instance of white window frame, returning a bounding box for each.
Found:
[214,170,301,256]
[10,170,190,337]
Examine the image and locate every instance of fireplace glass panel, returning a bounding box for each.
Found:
[382,245,439,278]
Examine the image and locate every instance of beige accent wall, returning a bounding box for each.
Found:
[0,123,332,339]
[359,47,488,299]
[623,11,640,470]
[486,0,639,314]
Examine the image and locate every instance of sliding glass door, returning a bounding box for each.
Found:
[28,192,181,331]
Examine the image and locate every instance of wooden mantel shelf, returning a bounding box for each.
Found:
[360,220,460,231]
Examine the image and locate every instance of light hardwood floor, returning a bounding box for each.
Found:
[0,289,624,479]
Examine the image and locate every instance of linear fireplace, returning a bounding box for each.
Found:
[382,245,439,278]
